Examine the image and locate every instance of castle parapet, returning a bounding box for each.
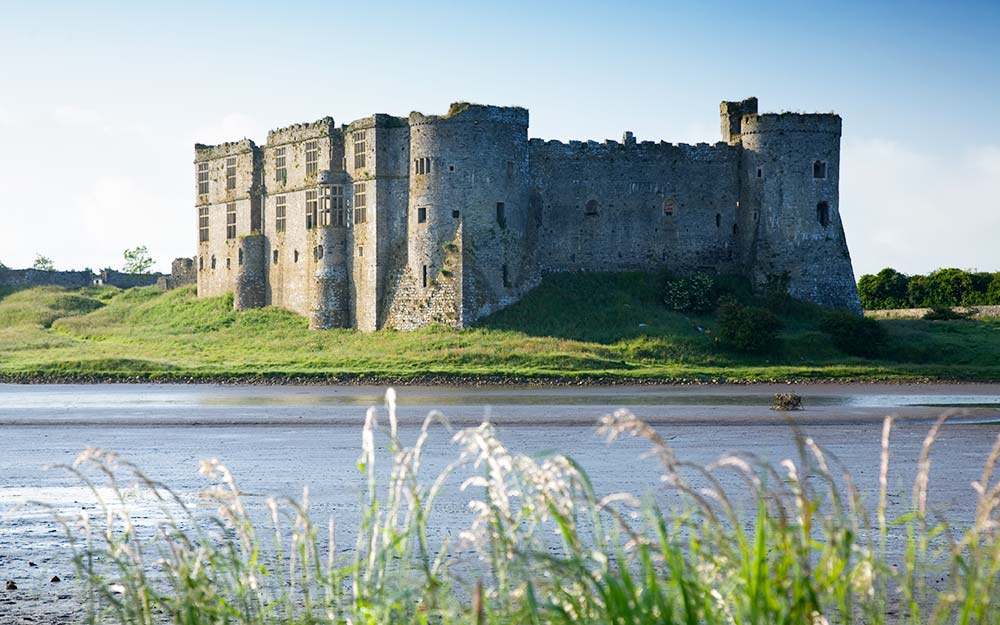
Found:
[266,117,338,146]
[408,102,529,127]
[741,113,841,136]
[194,138,257,162]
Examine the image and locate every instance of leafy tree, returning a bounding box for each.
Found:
[922,268,974,308]
[716,298,782,353]
[986,274,1000,305]
[32,254,55,271]
[123,246,155,274]
[857,268,909,310]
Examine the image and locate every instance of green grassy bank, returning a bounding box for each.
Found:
[1,273,999,383]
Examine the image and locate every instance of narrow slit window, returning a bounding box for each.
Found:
[358,246,363,257]
[422,264,428,288]
[225,157,237,190]
[275,147,287,183]
[756,167,763,179]
[294,250,299,263]
[813,160,827,179]
[197,162,209,195]
[226,257,231,270]
[238,248,243,265]
[226,202,237,239]
[817,201,830,227]
[715,213,721,228]
[305,140,318,176]
[496,202,506,229]
[275,195,287,233]
[417,206,427,223]
[502,264,511,288]
[273,249,279,265]
[211,255,216,270]
[314,245,324,260]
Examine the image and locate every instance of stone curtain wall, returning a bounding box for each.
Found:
[529,139,741,275]
[0,269,93,288]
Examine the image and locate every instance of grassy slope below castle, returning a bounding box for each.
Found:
[1,274,999,383]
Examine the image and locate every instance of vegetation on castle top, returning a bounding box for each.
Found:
[859,267,1000,309]
[1,271,999,382]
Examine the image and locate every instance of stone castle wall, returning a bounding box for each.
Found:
[529,139,741,275]
[193,98,863,330]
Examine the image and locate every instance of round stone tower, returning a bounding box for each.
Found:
[309,171,350,329]
[234,234,265,310]
[403,103,535,327]
[738,112,861,313]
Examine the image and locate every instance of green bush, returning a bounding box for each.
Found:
[663,273,716,314]
[763,271,792,313]
[819,311,888,358]
[858,268,910,309]
[716,298,782,352]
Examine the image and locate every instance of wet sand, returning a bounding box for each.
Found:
[2,383,999,623]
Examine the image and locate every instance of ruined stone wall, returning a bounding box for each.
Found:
[738,113,861,313]
[529,139,741,276]
[157,258,197,290]
[100,269,162,289]
[195,140,260,299]
[0,269,93,288]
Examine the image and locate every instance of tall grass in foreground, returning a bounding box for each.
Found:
[47,391,1000,625]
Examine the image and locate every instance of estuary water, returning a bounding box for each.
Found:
[1,383,1000,621]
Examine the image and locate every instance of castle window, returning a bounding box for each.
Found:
[306,190,318,229]
[733,223,739,235]
[353,131,366,170]
[585,200,599,216]
[449,165,454,172]
[414,157,431,174]
[322,185,345,227]
[197,162,209,195]
[502,264,511,288]
[813,160,827,179]
[211,255,216,270]
[275,147,287,183]
[294,250,299,263]
[198,207,210,242]
[452,209,460,218]
[226,257,231,270]
[756,167,763,179]
[275,195,287,233]
[496,202,506,229]
[354,182,367,224]
[226,202,237,239]
[314,245,324,260]
[199,256,204,270]
[358,246,363,257]
[225,157,237,190]
[417,206,427,223]
[238,248,243,266]
[305,141,318,176]
[715,213,721,228]
[817,201,830,227]
[422,264,428,288]
[663,198,675,216]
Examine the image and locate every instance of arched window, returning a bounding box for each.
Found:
[210,255,216,270]
[817,202,830,227]
[584,199,599,216]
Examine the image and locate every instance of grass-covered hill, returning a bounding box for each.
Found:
[1,274,999,383]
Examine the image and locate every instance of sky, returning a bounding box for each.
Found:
[0,0,997,277]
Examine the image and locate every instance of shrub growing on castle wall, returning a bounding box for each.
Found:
[716,298,782,353]
[819,311,887,358]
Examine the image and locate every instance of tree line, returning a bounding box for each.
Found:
[858,268,1000,310]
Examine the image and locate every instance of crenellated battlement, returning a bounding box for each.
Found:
[345,113,408,132]
[266,117,338,146]
[528,136,738,162]
[741,113,841,136]
[194,139,257,162]
[409,102,529,127]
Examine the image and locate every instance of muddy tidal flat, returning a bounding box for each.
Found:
[2,383,1000,623]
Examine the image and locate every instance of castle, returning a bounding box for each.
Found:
[194,97,861,331]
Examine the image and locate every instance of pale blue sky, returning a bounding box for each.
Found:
[1,0,997,276]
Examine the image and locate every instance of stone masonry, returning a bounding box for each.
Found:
[193,98,862,331]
